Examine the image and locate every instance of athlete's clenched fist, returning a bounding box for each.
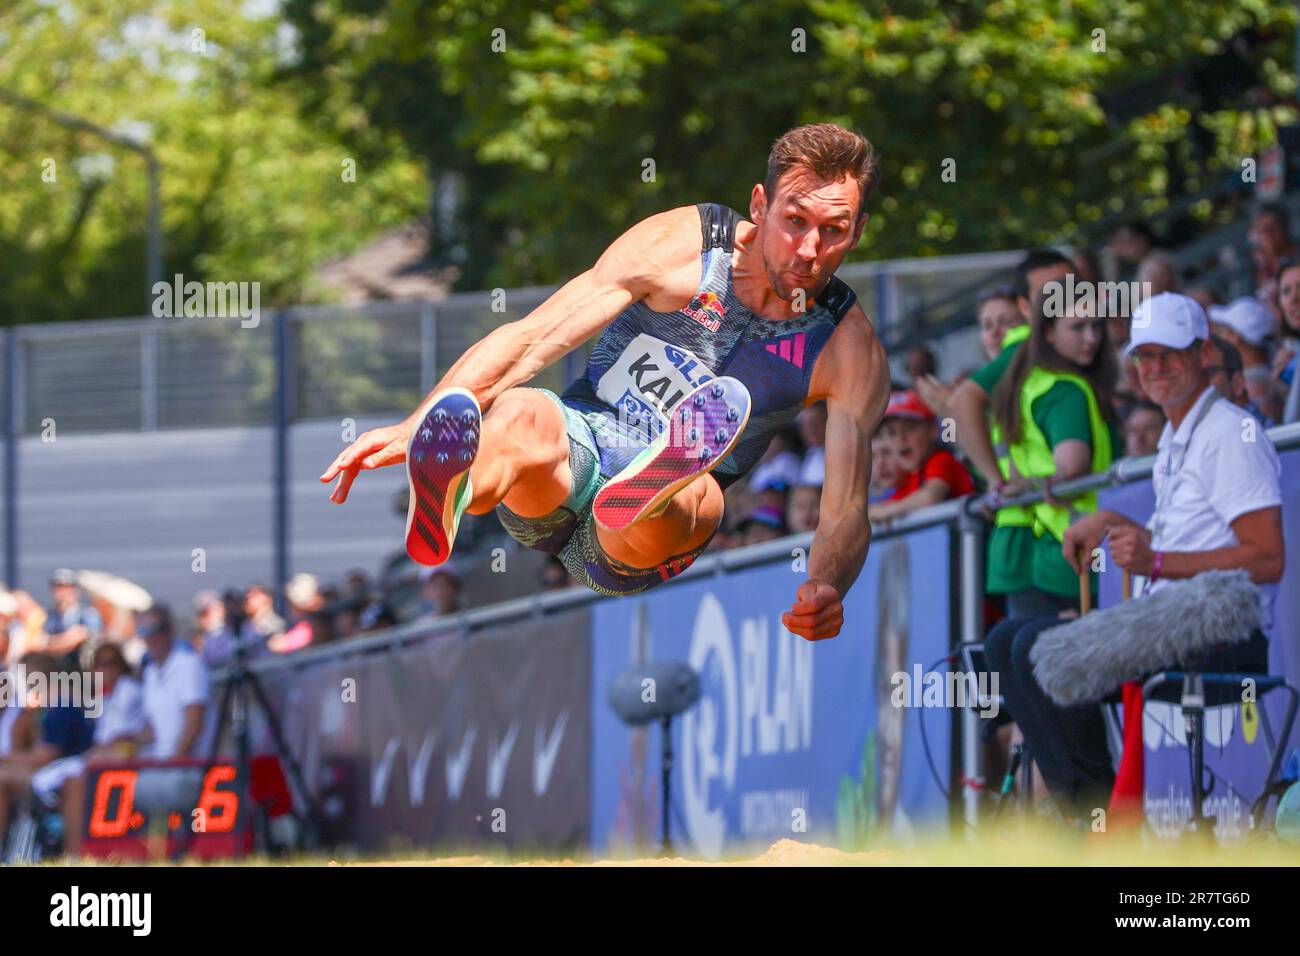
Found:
[782,579,844,641]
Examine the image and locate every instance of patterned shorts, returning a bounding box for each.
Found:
[494,388,715,596]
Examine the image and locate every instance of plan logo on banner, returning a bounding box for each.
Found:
[679,593,815,858]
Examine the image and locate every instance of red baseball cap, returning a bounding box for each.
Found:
[883,390,936,423]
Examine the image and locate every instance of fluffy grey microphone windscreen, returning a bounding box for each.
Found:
[1029,569,1262,706]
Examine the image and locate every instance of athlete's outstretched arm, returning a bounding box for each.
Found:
[782,306,889,641]
[321,208,697,503]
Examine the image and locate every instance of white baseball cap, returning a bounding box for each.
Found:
[1208,297,1275,347]
[285,572,320,607]
[1124,293,1209,357]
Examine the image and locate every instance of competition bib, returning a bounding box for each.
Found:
[595,333,717,441]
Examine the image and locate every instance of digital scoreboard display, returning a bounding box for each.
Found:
[81,760,252,860]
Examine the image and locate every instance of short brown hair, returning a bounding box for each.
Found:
[764,124,880,220]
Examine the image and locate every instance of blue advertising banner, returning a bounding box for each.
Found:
[590,525,954,858]
[1098,446,1300,837]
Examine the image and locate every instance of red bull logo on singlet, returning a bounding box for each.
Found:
[683,290,726,332]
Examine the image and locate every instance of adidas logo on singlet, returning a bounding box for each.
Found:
[762,331,808,369]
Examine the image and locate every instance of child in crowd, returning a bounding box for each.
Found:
[868,430,903,504]
[731,424,801,519]
[786,482,822,534]
[735,506,788,547]
[1122,400,1165,459]
[867,391,975,523]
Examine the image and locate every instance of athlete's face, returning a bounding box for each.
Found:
[752,167,864,304]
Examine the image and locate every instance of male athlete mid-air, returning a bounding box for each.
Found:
[321,123,890,641]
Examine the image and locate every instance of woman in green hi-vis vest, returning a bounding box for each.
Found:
[985,286,1121,620]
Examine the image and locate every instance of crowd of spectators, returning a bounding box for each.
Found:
[0,539,585,855]
[886,203,1293,824]
[0,595,210,858]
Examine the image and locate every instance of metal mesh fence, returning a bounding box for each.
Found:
[293,302,427,423]
[5,254,1026,439]
[156,319,275,429]
[23,327,144,433]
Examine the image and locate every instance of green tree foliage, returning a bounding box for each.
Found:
[2,1,1296,323]
[284,0,1298,289]
[0,0,427,323]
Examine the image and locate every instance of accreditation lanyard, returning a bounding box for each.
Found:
[1140,390,1219,596]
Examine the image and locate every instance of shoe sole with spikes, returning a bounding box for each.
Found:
[404,386,479,566]
[593,376,751,532]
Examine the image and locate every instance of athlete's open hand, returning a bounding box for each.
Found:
[320,418,412,504]
[782,580,844,642]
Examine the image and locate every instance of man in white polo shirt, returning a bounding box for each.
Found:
[1069,292,1285,631]
[991,292,1285,818]
[129,605,209,759]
